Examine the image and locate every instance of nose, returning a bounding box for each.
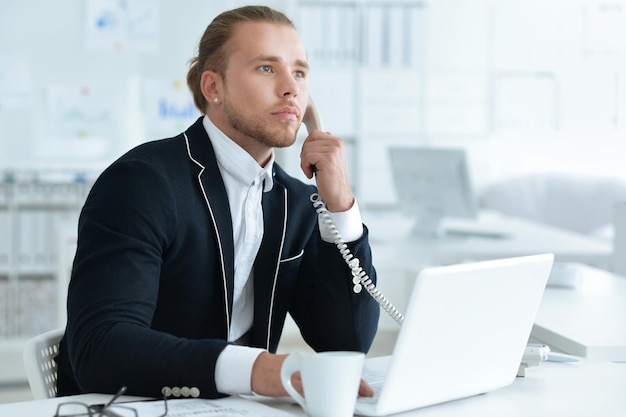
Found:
[279,72,300,98]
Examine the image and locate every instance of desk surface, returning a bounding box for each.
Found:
[532,263,626,361]
[366,210,612,267]
[367,211,616,332]
[2,361,625,417]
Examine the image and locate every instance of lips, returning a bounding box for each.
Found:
[272,106,298,121]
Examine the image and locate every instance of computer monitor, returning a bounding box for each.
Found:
[388,146,478,237]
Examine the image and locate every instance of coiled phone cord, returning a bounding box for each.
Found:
[311,193,404,325]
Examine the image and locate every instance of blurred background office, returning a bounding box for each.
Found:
[2,0,626,399]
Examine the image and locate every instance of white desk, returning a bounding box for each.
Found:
[531,263,626,361]
[366,210,612,267]
[364,210,614,331]
[2,361,625,417]
[272,360,626,417]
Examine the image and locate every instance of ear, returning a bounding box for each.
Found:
[200,70,222,105]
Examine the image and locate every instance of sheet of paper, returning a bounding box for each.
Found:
[117,397,297,417]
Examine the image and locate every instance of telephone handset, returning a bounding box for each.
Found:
[303,97,323,132]
[303,98,404,325]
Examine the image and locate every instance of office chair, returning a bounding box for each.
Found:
[23,328,64,399]
[612,202,626,276]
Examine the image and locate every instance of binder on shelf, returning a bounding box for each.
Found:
[0,211,9,272]
[1,170,91,338]
[298,3,359,67]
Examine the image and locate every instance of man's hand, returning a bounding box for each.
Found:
[251,352,290,397]
[250,352,374,398]
[300,130,354,213]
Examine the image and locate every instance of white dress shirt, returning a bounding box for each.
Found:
[203,115,364,395]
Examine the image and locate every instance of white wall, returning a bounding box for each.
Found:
[0,0,238,168]
[424,0,626,191]
[1,0,626,188]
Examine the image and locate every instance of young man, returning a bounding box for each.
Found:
[55,5,379,399]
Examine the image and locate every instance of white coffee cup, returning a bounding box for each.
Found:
[280,351,365,417]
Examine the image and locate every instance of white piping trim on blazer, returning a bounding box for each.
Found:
[183,132,231,336]
[280,249,304,263]
[266,187,288,350]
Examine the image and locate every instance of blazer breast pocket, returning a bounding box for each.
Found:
[276,249,305,289]
[280,248,304,264]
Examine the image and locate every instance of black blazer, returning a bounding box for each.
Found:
[55,117,379,399]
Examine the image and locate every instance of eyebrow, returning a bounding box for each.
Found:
[251,55,309,69]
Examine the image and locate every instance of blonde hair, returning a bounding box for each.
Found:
[186,6,295,113]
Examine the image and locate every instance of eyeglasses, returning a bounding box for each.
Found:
[53,386,169,417]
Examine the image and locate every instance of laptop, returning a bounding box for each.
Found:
[355,253,554,416]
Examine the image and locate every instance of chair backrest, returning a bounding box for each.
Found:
[480,173,626,237]
[613,202,626,276]
[23,328,65,399]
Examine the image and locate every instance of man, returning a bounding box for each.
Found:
[55,5,379,400]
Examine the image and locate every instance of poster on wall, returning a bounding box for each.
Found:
[42,84,117,159]
[84,0,159,53]
[583,3,626,55]
[142,78,200,139]
[0,54,33,161]
[492,72,558,132]
[0,54,32,97]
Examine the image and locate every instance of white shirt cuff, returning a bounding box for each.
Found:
[319,198,364,243]
[214,345,266,395]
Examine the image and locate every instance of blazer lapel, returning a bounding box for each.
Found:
[252,181,287,349]
[184,118,235,332]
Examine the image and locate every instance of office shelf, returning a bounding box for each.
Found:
[0,171,93,341]
[292,0,427,206]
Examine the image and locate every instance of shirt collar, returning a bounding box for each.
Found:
[202,115,274,192]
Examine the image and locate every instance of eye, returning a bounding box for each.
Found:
[258,65,273,73]
[293,70,306,78]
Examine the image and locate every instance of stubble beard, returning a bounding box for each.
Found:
[223,99,299,149]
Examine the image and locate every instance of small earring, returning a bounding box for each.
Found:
[213,97,218,103]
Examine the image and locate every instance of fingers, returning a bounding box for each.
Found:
[359,379,375,398]
[299,131,344,177]
[300,131,354,212]
[291,372,303,395]
[251,352,373,400]
[292,374,373,398]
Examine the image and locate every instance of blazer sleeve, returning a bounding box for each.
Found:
[289,222,380,353]
[63,159,228,399]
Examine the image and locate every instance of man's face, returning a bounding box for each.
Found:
[217,21,310,153]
